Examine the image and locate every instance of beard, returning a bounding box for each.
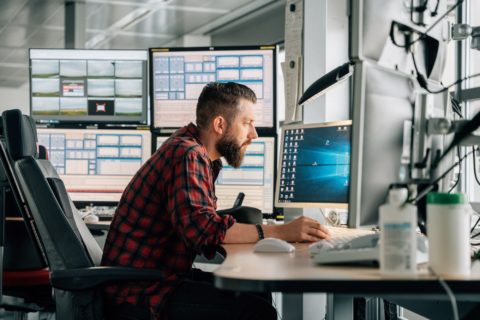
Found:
[216,133,248,168]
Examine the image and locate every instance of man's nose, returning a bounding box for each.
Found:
[249,125,258,139]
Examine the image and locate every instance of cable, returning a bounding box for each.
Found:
[450,97,463,118]
[410,49,480,94]
[447,147,461,193]
[473,147,480,186]
[392,0,464,49]
[410,0,429,26]
[471,216,480,234]
[431,0,440,17]
[411,148,475,205]
[440,72,480,92]
[428,267,459,320]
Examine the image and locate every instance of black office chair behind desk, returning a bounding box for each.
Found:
[0,109,166,320]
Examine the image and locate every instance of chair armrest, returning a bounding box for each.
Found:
[50,266,164,291]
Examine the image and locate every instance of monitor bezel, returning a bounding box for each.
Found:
[274,120,352,209]
[29,48,149,126]
[148,45,277,135]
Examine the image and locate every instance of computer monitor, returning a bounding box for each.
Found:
[348,61,415,228]
[29,49,148,125]
[275,120,352,209]
[156,136,276,213]
[150,46,276,130]
[37,128,152,203]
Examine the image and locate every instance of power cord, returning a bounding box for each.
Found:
[447,147,461,193]
[410,148,476,205]
[473,147,480,186]
[410,0,430,26]
[410,48,480,95]
[428,267,459,320]
[450,97,463,118]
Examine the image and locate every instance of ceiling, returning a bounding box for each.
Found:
[0,0,284,88]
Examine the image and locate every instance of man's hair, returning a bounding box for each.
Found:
[196,82,257,130]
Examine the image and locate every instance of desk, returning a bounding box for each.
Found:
[214,243,480,319]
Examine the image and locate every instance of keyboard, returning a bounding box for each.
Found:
[90,206,116,221]
[309,226,376,256]
[309,228,429,265]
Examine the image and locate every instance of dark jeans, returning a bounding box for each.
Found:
[164,269,277,320]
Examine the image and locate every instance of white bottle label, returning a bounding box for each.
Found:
[382,222,413,271]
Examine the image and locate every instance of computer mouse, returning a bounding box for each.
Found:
[83,214,99,224]
[253,238,295,253]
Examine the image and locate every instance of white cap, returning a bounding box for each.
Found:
[388,188,408,205]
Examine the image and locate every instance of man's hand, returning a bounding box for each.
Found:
[265,216,330,242]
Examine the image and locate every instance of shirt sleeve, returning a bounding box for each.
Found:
[169,150,234,254]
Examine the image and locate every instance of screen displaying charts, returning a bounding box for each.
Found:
[150,46,275,129]
[30,49,148,124]
[37,128,151,202]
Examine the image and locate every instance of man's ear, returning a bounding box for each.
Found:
[213,116,227,135]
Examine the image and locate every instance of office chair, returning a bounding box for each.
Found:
[0,109,166,320]
[0,118,53,319]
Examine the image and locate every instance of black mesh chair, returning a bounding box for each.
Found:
[0,109,165,320]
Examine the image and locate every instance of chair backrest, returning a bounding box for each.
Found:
[1,109,103,319]
[1,109,98,271]
[37,159,102,265]
[0,118,47,271]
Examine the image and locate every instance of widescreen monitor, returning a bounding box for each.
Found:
[349,61,456,229]
[275,120,351,209]
[30,49,148,125]
[349,62,415,228]
[150,46,275,130]
[37,128,151,203]
[156,136,276,213]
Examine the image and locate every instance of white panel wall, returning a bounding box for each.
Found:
[0,83,29,114]
[301,1,350,319]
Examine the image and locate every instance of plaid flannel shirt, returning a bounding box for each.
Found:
[101,123,235,315]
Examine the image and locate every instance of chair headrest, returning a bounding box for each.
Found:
[2,109,38,160]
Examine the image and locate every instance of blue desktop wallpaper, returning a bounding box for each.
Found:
[279,125,351,204]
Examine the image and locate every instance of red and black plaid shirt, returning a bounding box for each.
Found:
[101,123,235,315]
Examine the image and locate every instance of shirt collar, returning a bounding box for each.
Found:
[184,123,223,172]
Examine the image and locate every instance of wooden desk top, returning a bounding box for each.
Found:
[214,242,480,294]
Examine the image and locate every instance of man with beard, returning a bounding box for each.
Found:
[101,82,330,320]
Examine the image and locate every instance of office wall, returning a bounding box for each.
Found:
[0,83,29,114]
[302,1,349,319]
[210,4,285,46]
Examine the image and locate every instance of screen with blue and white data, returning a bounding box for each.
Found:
[156,136,275,213]
[151,47,275,129]
[275,121,351,208]
[37,128,151,202]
